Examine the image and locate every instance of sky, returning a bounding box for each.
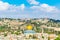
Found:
[0,0,60,20]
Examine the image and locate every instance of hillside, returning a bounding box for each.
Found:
[0,18,60,35]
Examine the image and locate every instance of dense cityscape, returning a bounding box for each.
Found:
[0,18,60,40]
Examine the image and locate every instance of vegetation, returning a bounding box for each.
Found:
[55,34,60,40]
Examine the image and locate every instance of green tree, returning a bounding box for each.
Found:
[55,35,60,40]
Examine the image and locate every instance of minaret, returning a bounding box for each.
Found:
[4,18,5,22]
[41,25,44,34]
[42,27,44,34]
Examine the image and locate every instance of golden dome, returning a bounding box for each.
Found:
[26,25,33,30]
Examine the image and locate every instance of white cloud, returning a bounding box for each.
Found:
[31,4,59,13]
[0,1,9,10]
[9,4,25,11]
[0,1,60,19]
[8,4,25,12]
[27,0,39,5]
[40,4,58,12]
[0,1,25,11]
[19,4,25,10]
[0,1,59,13]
